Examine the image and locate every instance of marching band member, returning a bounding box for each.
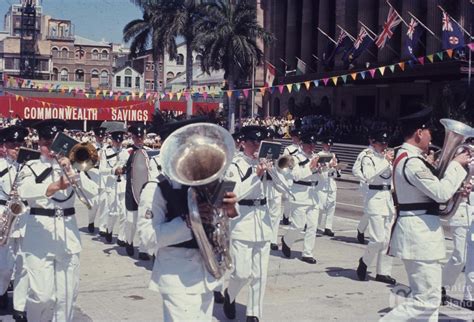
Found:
[317,136,338,237]
[281,132,322,264]
[137,118,238,321]
[17,119,98,322]
[462,171,474,310]
[223,125,273,322]
[355,130,396,285]
[381,107,471,321]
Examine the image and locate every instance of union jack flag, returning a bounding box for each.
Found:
[442,12,453,32]
[406,18,418,40]
[354,28,368,49]
[375,7,402,48]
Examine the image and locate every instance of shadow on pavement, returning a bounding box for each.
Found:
[212,300,247,321]
[325,266,367,282]
[330,235,367,245]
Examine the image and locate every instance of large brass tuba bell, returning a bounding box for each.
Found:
[160,123,236,279]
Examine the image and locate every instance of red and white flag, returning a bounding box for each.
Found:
[375,7,402,48]
[265,62,276,87]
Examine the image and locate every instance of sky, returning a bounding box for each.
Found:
[0,0,143,44]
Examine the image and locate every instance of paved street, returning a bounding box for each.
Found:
[1,180,472,321]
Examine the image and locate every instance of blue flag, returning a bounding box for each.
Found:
[442,12,465,50]
[344,27,372,64]
[326,30,352,64]
[403,18,424,60]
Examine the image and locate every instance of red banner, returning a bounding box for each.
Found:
[0,96,219,121]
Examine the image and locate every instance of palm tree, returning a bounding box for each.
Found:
[195,0,274,132]
[124,0,170,111]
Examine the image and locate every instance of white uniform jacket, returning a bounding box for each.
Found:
[137,176,219,295]
[288,151,321,206]
[226,154,272,242]
[318,152,338,193]
[100,146,126,189]
[17,157,98,257]
[359,147,394,216]
[283,144,300,156]
[388,143,467,261]
[352,146,371,194]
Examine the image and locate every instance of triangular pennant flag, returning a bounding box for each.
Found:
[41,101,46,107]
[331,77,338,85]
[259,87,266,94]
[243,89,249,98]
[417,57,425,65]
[286,84,293,93]
[468,43,474,52]
[15,95,19,101]
[437,52,444,60]
[146,93,151,100]
[350,73,357,80]
[139,91,144,99]
[186,91,192,101]
[203,91,208,100]
[85,93,90,98]
[398,62,405,71]
[378,66,386,76]
[102,90,108,97]
[389,64,395,73]
[226,90,232,98]
[294,83,301,92]
[176,92,182,101]
[369,69,376,78]
[270,87,275,94]
[446,49,453,58]
[304,81,311,90]
[341,75,348,83]
[126,95,131,101]
[95,89,100,97]
[426,54,434,63]
[278,85,284,94]
[109,91,114,98]
[322,78,329,86]
[313,80,319,87]
[360,71,366,79]
[168,92,174,100]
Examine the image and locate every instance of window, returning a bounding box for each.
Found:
[40,60,49,72]
[52,68,59,81]
[124,68,132,76]
[5,58,20,70]
[135,76,140,88]
[145,80,153,90]
[100,71,109,85]
[60,69,68,81]
[91,69,99,78]
[75,48,85,60]
[61,48,69,59]
[52,47,59,58]
[166,72,175,81]
[101,50,109,60]
[92,49,99,60]
[195,54,202,62]
[146,62,154,71]
[176,54,184,65]
[124,76,132,87]
[75,69,84,82]
[116,76,121,87]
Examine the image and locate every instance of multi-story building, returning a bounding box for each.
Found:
[112,65,144,93]
[262,0,473,119]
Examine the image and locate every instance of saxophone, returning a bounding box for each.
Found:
[159,123,236,279]
[0,170,27,246]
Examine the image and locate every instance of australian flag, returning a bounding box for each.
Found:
[403,18,424,60]
[442,11,465,50]
[344,27,372,63]
[326,30,353,64]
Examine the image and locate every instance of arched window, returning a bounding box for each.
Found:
[75,48,85,60]
[100,70,109,85]
[75,69,84,82]
[60,69,68,81]
[195,54,202,62]
[51,47,59,58]
[176,54,184,65]
[124,68,132,75]
[92,49,99,60]
[52,68,59,81]
[101,50,109,60]
[91,69,99,78]
[166,71,175,81]
[61,48,69,59]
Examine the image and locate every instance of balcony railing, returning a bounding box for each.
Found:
[47,34,75,41]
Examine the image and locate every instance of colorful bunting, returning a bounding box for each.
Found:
[278,85,284,94]
[437,52,444,60]
[388,65,395,73]
[322,78,329,86]
[417,57,425,65]
[331,77,338,85]
[446,49,453,58]
[398,62,405,71]
[350,73,357,80]
[243,89,249,98]
[313,80,319,87]
[304,81,311,90]
[378,67,386,76]
[286,84,292,93]
[369,69,376,78]
[426,54,434,63]
[341,75,348,84]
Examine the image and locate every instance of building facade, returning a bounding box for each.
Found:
[262,0,473,120]
[112,65,144,93]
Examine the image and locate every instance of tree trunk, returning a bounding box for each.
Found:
[185,41,193,118]
[153,55,161,111]
[227,74,236,134]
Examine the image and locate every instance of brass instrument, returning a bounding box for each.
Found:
[436,119,474,218]
[160,123,235,279]
[51,133,99,210]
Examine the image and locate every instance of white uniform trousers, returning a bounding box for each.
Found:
[162,291,213,322]
[95,190,109,233]
[464,220,474,301]
[26,252,80,322]
[362,215,392,275]
[319,190,336,230]
[269,197,282,244]
[442,225,468,288]
[86,194,100,226]
[357,212,369,233]
[228,240,270,318]
[105,187,124,235]
[0,242,14,294]
[283,204,319,257]
[12,237,28,311]
[380,259,442,322]
[282,194,291,220]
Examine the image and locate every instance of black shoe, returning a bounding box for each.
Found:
[126,243,134,257]
[281,237,291,258]
[375,274,396,285]
[0,291,8,310]
[281,217,290,225]
[324,228,335,237]
[300,256,317,264]
[270,243,278,251]
[138,252,150,260]
[223,289,236,319]
[12,309,27,322]
[246,316,259,322]
[105,230,113,243]
[441,286,447,306]
[356,257,367,281]
[98,231,106,237]
[357,230,365,244]
[462,299,474,311]
[87,222,95,233]
[117,239,126,247]
[214,291,224,304]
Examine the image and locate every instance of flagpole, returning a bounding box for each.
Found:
[386,0,409,27]
[358,20,399,57]
[312,54,320,62]
[336,25,356,41]
[408,11,443,43]
[317,27,338,44]
[251,58,255,119]
[438,5,473,38]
